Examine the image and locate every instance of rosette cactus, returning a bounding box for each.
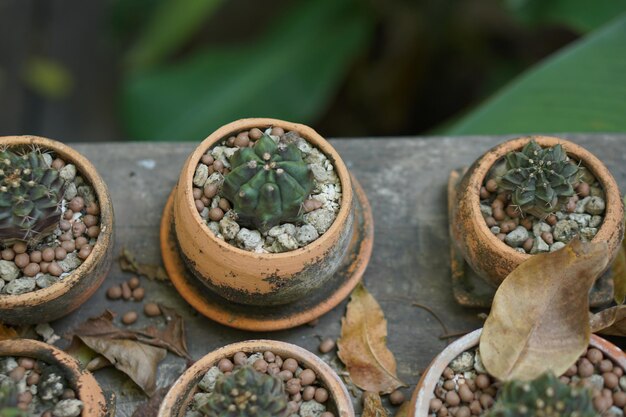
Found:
[496,140,580,218]
[197,366,289,417]
[483,373,595,417]
[221,133,313,233]
[0,147,66,246]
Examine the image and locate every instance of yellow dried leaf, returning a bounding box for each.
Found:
[480,239,609,381]
[337,284,406,394]
[0,323,18,341]
[362,392,389,417]
[590,305,626,336]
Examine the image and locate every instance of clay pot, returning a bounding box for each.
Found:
[163,118,372,310]
[452,136,624,287]
[0,338,108,416]
[0,136,114,324]
[408,328,626,417]
[158,339,354,417]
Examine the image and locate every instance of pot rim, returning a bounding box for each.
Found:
[0,136,114,307]
[409,328,626,417]
[176,117,353,259]
[158,339,355,417]
[469,135,623,262]
[0,338,108,416]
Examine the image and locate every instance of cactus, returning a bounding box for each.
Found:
[496,140,580,218]
[221,133,313,233]
[483,372,595,417]
[196,366,289,417]
[0,147,66,246]
[0,379,26,417]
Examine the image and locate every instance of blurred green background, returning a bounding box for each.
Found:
[0,0,625,142]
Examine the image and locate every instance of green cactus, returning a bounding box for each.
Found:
[196,366,289,417]
[221,133,313,233]
[483,373,596,417]
[496,140,580,218]
[0,146,66,246]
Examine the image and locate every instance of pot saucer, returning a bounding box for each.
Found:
[160,176,373,331]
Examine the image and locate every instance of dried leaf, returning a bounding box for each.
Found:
[119,248,169,281]
[79,335,166,396]
[590,305,626,336]
[337,284,406,394]
[393,401,410,417]
[362,392,389,417]
[0,323,18,341]
[132,387,170,417]
[480,239,609,381]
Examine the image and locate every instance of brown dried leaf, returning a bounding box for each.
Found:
[337,284,406,394]
[480,239,609,381]
[590,305,626,336]
[362,392,389,417]
[119,248,169,281]
[79,335,166,396]
[0,323,18,341]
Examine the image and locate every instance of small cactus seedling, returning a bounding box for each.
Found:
[221,133,313,233]
[483,372,595,417]
[496,140,580,218]
[196,366,289,417]
[0,147,66,246]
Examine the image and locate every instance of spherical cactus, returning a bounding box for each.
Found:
[0,147,66,246]
[196,366,289,417]
[221,133,314,233]
[483,372,596,417]
[496,140,580,218]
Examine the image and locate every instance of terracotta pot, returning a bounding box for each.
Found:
[0,338,108,416]
[158,339,354,417]
[451,136,624,287]
[408,329,626,417]
[0,136,114,324]
[165,118,370,307]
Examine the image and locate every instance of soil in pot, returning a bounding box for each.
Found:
[480,141,606,254]
[428,346,625,417]
[192,126,341,253]
[0,355,83,417]
[185,350,337,417]
[0,145,102,294]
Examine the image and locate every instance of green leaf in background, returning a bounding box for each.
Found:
[124,0,225,70]
[504,0,626,33]
[121,0,374,141]
[21,57,73,100]
[446,13,626,135]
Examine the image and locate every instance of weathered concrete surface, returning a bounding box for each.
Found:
[47,134,626,416]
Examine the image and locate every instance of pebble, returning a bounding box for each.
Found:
[144,303,161,317]
[236,228,262,250]
[193,164,209,187]
[318,338,335,354]
[530,236,550,254]
[449,352,474,373]
[122,311,138,325]
[580,227,598,241]
[52,399,83,417]
[553,220,579,243]
[57,252,82,273]
[132,287,145,301]
[218,216,240,241]
[121,282,132,300]
[303,208,336,235]
[59,164,77,182]
[107,286,123,301]
[4,278,36,295]
[0,260,20,281]
[36,274,59,289]
[504,226,529,248]
[198,366,222,391]
[586,197,606,215]
[390,390,406,405]
[296,225,319,246]
[550,241,566,252]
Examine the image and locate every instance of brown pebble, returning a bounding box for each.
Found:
[614,366,623,377]
[75,236,88,249]
[546,214,557,225]
[485,217,497,227]
[78,245,92,260]
[213,160,224,173]
[469,400,482,415]
[1,248,15,261]
[59,232,72,241]
[62,388,76,399]
[443,380,455,390]
[445,391,460,407]
[593,395,611,413]
[69,196,85,212]
[128,276,140,289]
[14,253,30,269]
[233,352,247,366]
[479,393,494,409]
[263,351,275,363]
[26,372,40,386]
[456,406,470,417]
[86,202,100,215]
[485,179,498,193]
[314,387,328,403]
[283,358,298,373]
[479,187,490,199]
[303,199,323,213]
[121,282,132,300]
[520,217,533,230]
[234,134,250,148]
[437,406,448,417]
[249,128,263,140]
[599,359,613,373]
[83,214,98,227]
[61,241,76,252]
[459,384,473,402]
[201,154,214,165]
[55,247,67,260]
[390,390,405,405]
[41,410,52,417]
[9,366,25,381]
[132,287,145,301]
[587,348,603,364]
[522,238,534,252]
[319,338,335,354]
[496,233,506,241]
[218,358,234,372]
[274,356,283,368]
[430,398,443,412]
[267,363,280,375]
[300,369,316,386]
[253,359,268,373]
[493,207,505,221]
[476,373,490,390]
[303,386,316,401]
[285,378,301,395]
[23,263,40,277]
[613,391,626,408]
[287,401,300,414]
[291,392,302,402]
[51,158,65,170]
[204,184,218,198]
[18,358,34,370]
[271,127,285,136]
[218,198,231,212]
[193,188,203,200]
[64,209,74,220]
[208,207,224,221]
[13,242,27,254]
[48,262,63,277]
[578,358,594,377]
[122,311,138,325]
[72,222,86,238]
[201,196,210,206]
[603,372,618,389]
[442,367,454,380]
[564,364,578,377]
[59,219,71,231]
[491,199,504,210]
[18,391,32,404]
[195,200,204,212]
[541,231,554,245]
[577,182,590,197]
[144,302,161,317]
[107,286,122,300]
[87,225,100,238]
[278,370,293,381]
[505,205,519,218]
